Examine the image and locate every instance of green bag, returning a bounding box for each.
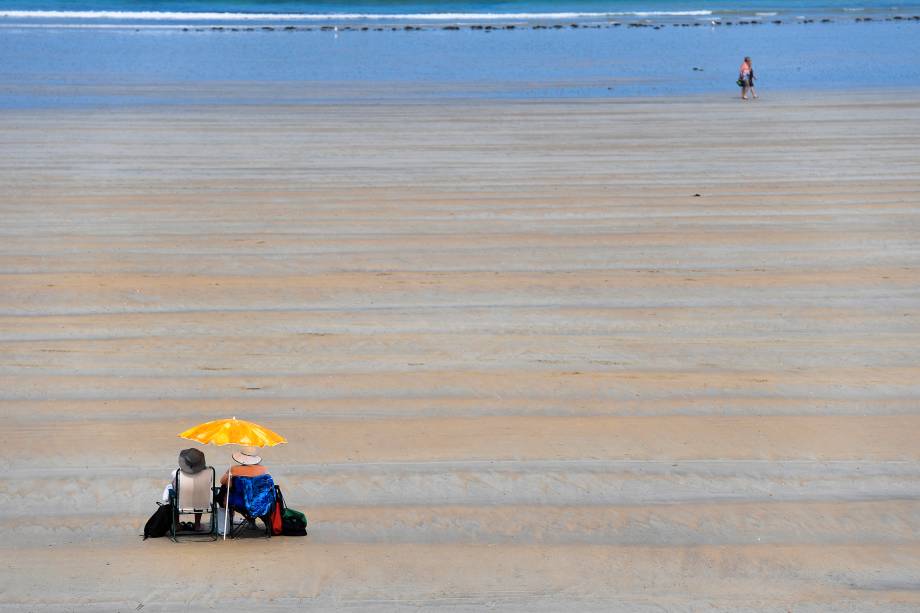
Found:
[736,78,745,87]
[281,508,308,536]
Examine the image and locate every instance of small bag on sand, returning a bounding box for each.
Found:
[281,508,308,536]
[271,497,283,536]
[274,485,307,536]
[143,503,173,540]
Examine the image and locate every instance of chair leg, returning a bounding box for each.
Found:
[170,507,178,542]
[226,510,272,539]
[259,515,271,538]
[228,509,242,539]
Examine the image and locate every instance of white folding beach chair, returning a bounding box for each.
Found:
[169,467,218,541]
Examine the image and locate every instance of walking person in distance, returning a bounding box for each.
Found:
[739,56,757,100]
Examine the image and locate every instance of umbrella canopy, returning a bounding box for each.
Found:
[179,417,286,448]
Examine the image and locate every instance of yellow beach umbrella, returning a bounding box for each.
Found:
[178,417,286,539]
[179,417,287,448]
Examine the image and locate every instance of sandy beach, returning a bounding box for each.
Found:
[1,91,919,610]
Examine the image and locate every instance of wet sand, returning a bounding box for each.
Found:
[1,92,919,611]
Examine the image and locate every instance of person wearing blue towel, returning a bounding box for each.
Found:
[217,446,275,531]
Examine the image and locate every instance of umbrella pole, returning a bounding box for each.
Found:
[223,465,231,540]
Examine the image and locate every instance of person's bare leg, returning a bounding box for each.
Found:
[194,512,202,531]
[742,84,748,100]
[751,85,758,99]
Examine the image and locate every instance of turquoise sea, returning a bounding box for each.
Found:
[1,1,919,106]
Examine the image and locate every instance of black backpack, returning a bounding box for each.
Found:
[143,503,173,540]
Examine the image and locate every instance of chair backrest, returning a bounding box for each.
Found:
[175,467,215,512]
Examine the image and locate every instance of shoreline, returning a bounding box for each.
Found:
[5,82,920,111]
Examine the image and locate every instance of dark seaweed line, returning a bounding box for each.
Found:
[159,15,920,34]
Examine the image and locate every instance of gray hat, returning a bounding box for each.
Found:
[178,448,206,474]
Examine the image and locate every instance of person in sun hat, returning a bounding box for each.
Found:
[162,448,207,502]
[217,446,269,499]
[219,446,268,484]
[162,448,208,530]
[216,446,273,531]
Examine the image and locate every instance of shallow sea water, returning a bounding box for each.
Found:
[1,18,919,107]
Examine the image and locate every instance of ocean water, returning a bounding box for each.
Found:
[1,0,918,23]
[1,1,920,106]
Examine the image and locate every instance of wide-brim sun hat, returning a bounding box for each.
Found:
[232,446,262,466]
[178,447,206,474]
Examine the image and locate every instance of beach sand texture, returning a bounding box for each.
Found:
[1,93,919,611]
